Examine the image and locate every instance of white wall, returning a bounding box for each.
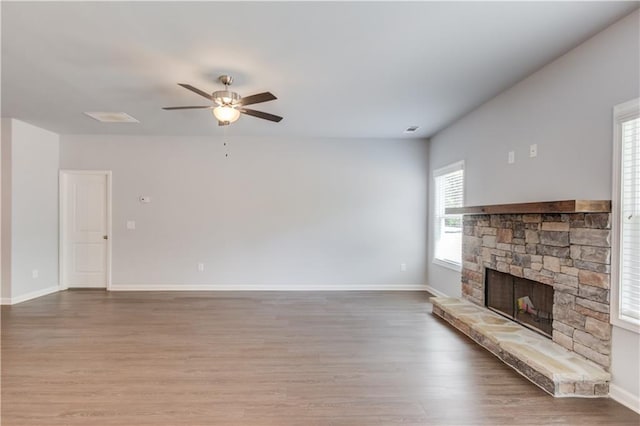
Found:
[1,119,12,301]
[60,134,429,290]
[2,119,60,301]
[427,11,639,408]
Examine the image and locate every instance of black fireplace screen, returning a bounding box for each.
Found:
[485,269,554,337]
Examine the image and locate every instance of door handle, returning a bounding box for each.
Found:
[103,235,108,240]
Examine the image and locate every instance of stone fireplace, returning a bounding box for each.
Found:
[430,200,613,397]
[461,211,612,369]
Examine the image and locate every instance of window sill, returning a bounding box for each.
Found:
[433,258,462,272]
[611,315,640,334]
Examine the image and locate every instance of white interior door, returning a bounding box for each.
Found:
[61,171,111,288]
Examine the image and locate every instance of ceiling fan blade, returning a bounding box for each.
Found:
[177,83,213,100]
[162,106,212,110]
[240,108,283,123]
[238,92,277,106]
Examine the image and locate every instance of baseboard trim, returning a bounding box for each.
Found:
[609,384,640,414]
[109,284,429,292]
[3,285,59,305]
[425,285,449,298]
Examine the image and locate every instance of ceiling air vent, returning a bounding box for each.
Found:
[404,126,419,134]
[84,112,139,123]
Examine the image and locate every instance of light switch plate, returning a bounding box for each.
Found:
[508,151,515,164]
[530,144,538,158]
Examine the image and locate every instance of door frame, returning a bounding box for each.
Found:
[59,170,113,291]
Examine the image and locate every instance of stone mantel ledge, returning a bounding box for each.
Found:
[446,200,611,215]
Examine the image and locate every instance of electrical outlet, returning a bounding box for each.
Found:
[197,263,205,272]
[126,220,136,230]
[400,263,407,272]
[508,151,515,164]
[529,144,538,158]
[32,269,39,279]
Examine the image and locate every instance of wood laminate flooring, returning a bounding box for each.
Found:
[1,290,638,425]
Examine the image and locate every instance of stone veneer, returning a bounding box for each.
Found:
[461,213,612,369]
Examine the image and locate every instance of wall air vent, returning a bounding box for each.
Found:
[84,112,140,123]
[404,126,419,134]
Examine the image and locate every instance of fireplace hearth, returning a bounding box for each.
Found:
[485,268,554,337]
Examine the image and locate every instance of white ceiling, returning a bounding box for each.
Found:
[2,2,637,139]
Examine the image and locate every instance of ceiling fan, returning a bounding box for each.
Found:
[163,75,283,126]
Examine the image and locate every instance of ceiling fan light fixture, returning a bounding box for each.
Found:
[213,105,240,123]
[164,76,282,124]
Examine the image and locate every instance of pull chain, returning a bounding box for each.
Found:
[223,124,230,158]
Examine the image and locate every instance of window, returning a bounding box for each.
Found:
[612,98,640,332]
[433,161,464,270]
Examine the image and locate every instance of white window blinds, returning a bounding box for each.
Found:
[620,115,640,321]
[434,161,464,268]
[613,98,640,330]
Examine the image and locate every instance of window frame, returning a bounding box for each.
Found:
[433,160,465,272]
[611,97,640,333]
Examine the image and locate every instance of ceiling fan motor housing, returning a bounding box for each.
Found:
[212,90,241,106]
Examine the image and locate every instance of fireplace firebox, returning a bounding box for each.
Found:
[485,269,554,337]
